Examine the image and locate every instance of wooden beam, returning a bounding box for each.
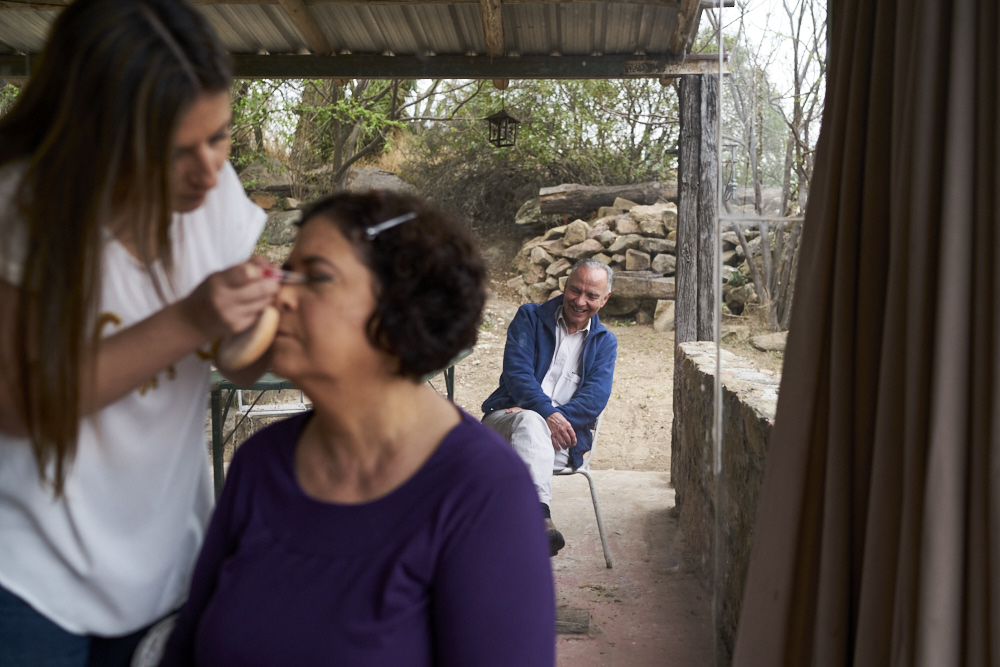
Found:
[187,1,685,6]
[0,0,68,8]
[667,0,701,54]
[479,0,504,58]
[0,52,725,80]
[228,53,724,79]
[277,0,332,55]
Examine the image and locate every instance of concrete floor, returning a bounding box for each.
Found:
[550,471,715,666]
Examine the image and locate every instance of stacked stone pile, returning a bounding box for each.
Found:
[509,196,677,302]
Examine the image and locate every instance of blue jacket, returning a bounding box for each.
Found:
[482,296,618,469]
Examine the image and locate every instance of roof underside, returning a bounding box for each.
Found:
[0,1,726,82]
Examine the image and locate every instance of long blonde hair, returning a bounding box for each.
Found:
[0,0,231,496]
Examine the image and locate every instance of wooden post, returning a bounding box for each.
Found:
[672,74,720,490]
[697,73,719,341]
[675,75,700,346]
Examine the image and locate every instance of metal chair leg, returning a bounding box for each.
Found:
[579,469,613,568]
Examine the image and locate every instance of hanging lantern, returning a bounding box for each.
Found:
[485,108,520,148]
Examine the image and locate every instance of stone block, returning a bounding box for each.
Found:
[542,225,567,241]
[546,258,572,276]
[606,233,645,254]
[264,210,302,245]
[597,230,618,246]
[635,310,653,325]
[527,282,551,303]
[250,192,278,210]
[544,276,558,290]
[592,253,613,265]
[651,253,677,276]
[588,221,611,239]
[530,246,555,266]
[523,263,546,285]
[563,238,604,260]
[612,271,676,300]
[751,332,788,352]
[563,219,591,246]
[667,229,677,241]
[662,209,678,231]
[628,203,670,227]
[612,197,639,211]
[639,220,667,238]
[538,239,567,257]
[559,276,568,291]
[625,249,651,271]
[653,300,675,332]
[614,216,641,235]
[642,238,676,255]
[506,275,526,291]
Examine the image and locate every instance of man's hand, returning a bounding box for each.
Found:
[546,411,576,451]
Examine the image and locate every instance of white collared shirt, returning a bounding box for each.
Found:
[540,310,590,407]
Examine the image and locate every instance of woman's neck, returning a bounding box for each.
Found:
[294,377,460,504]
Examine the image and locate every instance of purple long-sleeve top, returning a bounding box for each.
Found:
[161,409,556,666]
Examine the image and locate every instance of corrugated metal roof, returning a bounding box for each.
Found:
[0,2,696,57]
[0,1,718,80]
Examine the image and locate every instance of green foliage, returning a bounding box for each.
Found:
[728,267,749,287]
[0,82,20,118]
[401,79,680,228]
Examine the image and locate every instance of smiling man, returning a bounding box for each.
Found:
[482,259,618,556]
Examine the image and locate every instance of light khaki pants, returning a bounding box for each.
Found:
[482,409,570,507]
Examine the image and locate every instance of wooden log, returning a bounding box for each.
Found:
[610,271,676,300]
[539,182,678,218]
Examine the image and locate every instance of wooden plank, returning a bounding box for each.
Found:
[277,0,332,55]
[696,72,718,341]
[186,1,685,6]
[667,0,700,53]
[556,606,590,635]
[226,53,723,80]
[674,75,699,345]
[479,0,504,57]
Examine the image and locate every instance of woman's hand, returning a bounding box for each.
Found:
[180,257,281,341]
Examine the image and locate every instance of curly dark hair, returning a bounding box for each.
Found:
[297,191,486,380]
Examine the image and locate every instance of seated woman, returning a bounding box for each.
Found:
[161,191,556,666]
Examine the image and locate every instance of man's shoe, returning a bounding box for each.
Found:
[545,518,566,556]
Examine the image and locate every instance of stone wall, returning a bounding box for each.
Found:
[672,341,779,658]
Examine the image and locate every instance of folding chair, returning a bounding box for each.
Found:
[554,411,612,568]
[236,388,311,435]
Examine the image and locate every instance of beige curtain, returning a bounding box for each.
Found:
[732,0,999,665]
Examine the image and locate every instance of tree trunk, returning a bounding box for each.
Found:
[538,182,678,218]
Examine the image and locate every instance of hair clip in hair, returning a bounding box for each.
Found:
[364,212,418,240]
